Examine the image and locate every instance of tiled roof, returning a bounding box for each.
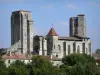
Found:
[47,28,58,36]
[96,58,100,62]
[2,54,31,60]
[74,35,90,39]
[58,36,82,41]
[92,53,100,58]
[2,54,61,61]
[92,53,100,62]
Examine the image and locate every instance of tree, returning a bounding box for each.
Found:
[96,49,100,54]
[0,58,6,69]
[7,66,28,75]
[0,68,8,75]
[83,54,96,63]
[0,54,98,75]
[27,56,55,75]
[10,60,26,67]
[95,71,100,75]
[62,53,96,66]
[62,54,85,66]
[0,55,7,75]
[7,60,28,75]
[84,62,98,75]
[61,54,97,75]
[70,62,85,75]
[60,64,71,75]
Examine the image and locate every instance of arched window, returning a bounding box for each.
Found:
[77,46,80,53]
[68,45,71,54]
[82,43,85,53]
[58,45,61,51]
[63,42,66,56]
[86,48,88,54]
[88,43,91,53]
[73,43,76,53]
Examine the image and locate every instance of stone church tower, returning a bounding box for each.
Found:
[47,28,60,57]
[10,10,34,54]
[70,14,86,37]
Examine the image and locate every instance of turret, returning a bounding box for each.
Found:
[47,27,58,55]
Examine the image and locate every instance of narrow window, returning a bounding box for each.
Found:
[63,42,66,56]
[77,46,80,53]
[68,45,71,54]
[82,43,85,53]
[73,43,76,53]
[86,48,88,54]
[54,45,55,49]
[88,43,91,53]
[58,45,61,51]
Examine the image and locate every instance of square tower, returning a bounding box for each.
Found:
[11,10,34,54]
[69,14,86,37]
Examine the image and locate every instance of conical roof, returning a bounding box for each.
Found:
[47,28,58,36]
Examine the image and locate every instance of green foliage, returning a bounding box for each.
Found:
[0,56,7,75]
[0,68,8,75]
[31,56,52,68]
[95,71,100,75]
[70,62,85,75]
[10,60,26,67]
[83,53,96,63]
[0,55,6,69]
[7,66,28,75]
[0,59,6,69]
[60,64,72,75]
[84,62,98,75]
[7,60,28,75]
[61,53,99,75]
[29,56,55,75]
[62,53,96,66]
[0,54,99,75]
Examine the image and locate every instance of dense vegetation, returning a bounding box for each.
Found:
[0,54,100,75]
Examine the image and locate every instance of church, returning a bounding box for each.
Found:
[2,10,92,66]
[33,14,92,58]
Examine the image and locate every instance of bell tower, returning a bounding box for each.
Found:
[69,14,86,37]
[11,10,34,54]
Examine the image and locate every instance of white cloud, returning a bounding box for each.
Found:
[65,4,78,9]
[40,4,53,9]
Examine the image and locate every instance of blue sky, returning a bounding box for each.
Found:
[0,0,100,52]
